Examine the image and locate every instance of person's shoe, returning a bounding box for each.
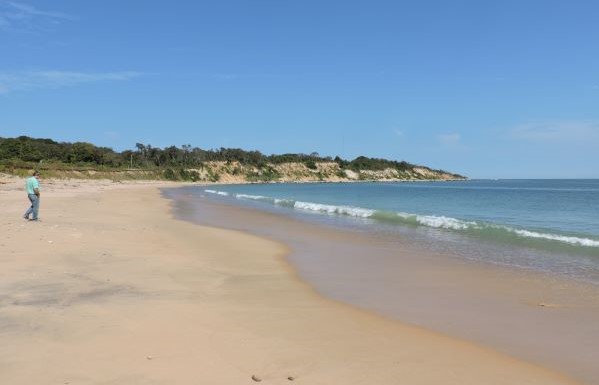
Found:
[23,215,29,220]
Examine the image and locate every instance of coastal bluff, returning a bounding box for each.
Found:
[177,160,465,183]
[0,137,465,183]
[1,161,465,184]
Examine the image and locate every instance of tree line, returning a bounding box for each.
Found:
[0,136,458,176]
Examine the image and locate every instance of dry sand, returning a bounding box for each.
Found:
[0,179,580,384]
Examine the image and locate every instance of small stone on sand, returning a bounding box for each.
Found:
[538,302,559,308]
[251,375,262,382]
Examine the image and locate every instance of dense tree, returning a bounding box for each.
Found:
[0,136,463,179]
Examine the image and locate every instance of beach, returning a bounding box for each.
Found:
[0,179,587,384]
[174,190,599,384]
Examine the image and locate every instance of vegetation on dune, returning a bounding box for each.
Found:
[0,136,465,181]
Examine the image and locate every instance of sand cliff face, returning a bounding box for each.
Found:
[1,161,465,183]
[187,161,465,183]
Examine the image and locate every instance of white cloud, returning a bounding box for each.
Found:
[0,70,143,94]
[437,133,461,146]
[0,1,73,31]
[510,121,599,144]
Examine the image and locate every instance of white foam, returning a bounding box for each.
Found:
[204,189,229,196]
[294,201,374,218]
[236,194,268,200]
[415,215,475,230]
[231,193,296,207]
[393,212,476,230]
[205,190,599,248]
[510,229,599,247]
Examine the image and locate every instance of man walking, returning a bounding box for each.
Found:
[24,170,41,221]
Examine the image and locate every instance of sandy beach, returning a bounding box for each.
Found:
[0,179,582,384]
[175,190,599,384]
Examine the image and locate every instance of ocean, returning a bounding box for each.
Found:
[187,179,599,284]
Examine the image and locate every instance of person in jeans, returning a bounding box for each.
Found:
[23,170,41,221]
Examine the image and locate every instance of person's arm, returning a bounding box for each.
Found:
[33,178,40,197]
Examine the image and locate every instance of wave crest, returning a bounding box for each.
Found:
[202,188,599,248]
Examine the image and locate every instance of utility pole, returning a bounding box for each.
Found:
[130,154,133,169]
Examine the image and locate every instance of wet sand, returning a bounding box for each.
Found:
[167,189,599,385]
[0,181,586,384]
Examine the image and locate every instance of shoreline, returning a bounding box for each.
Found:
[167,186,599,384]
[196,182,599,284]
[0,180,584,384]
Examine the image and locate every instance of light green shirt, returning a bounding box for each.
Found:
[26,176,40,195]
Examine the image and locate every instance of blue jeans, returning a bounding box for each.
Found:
[24,194,40,220]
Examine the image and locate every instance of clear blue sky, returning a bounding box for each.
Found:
[1,0,598,178]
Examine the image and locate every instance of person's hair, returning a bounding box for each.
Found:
[33,170,40,176]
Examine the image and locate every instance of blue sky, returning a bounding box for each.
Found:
[0,0,598,178]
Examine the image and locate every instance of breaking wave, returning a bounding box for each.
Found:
[203,189,599,249]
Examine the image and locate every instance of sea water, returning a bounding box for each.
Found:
[187,180,599,283]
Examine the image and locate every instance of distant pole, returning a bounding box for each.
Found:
[130,154,133,169]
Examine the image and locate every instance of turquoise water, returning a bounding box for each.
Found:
[189,180,599,282]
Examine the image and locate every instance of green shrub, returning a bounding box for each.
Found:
[245,166,281,182]
[358,172,371,181]
[206,168,220,182]
[176,168,200,181]
[163,168,178,180]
